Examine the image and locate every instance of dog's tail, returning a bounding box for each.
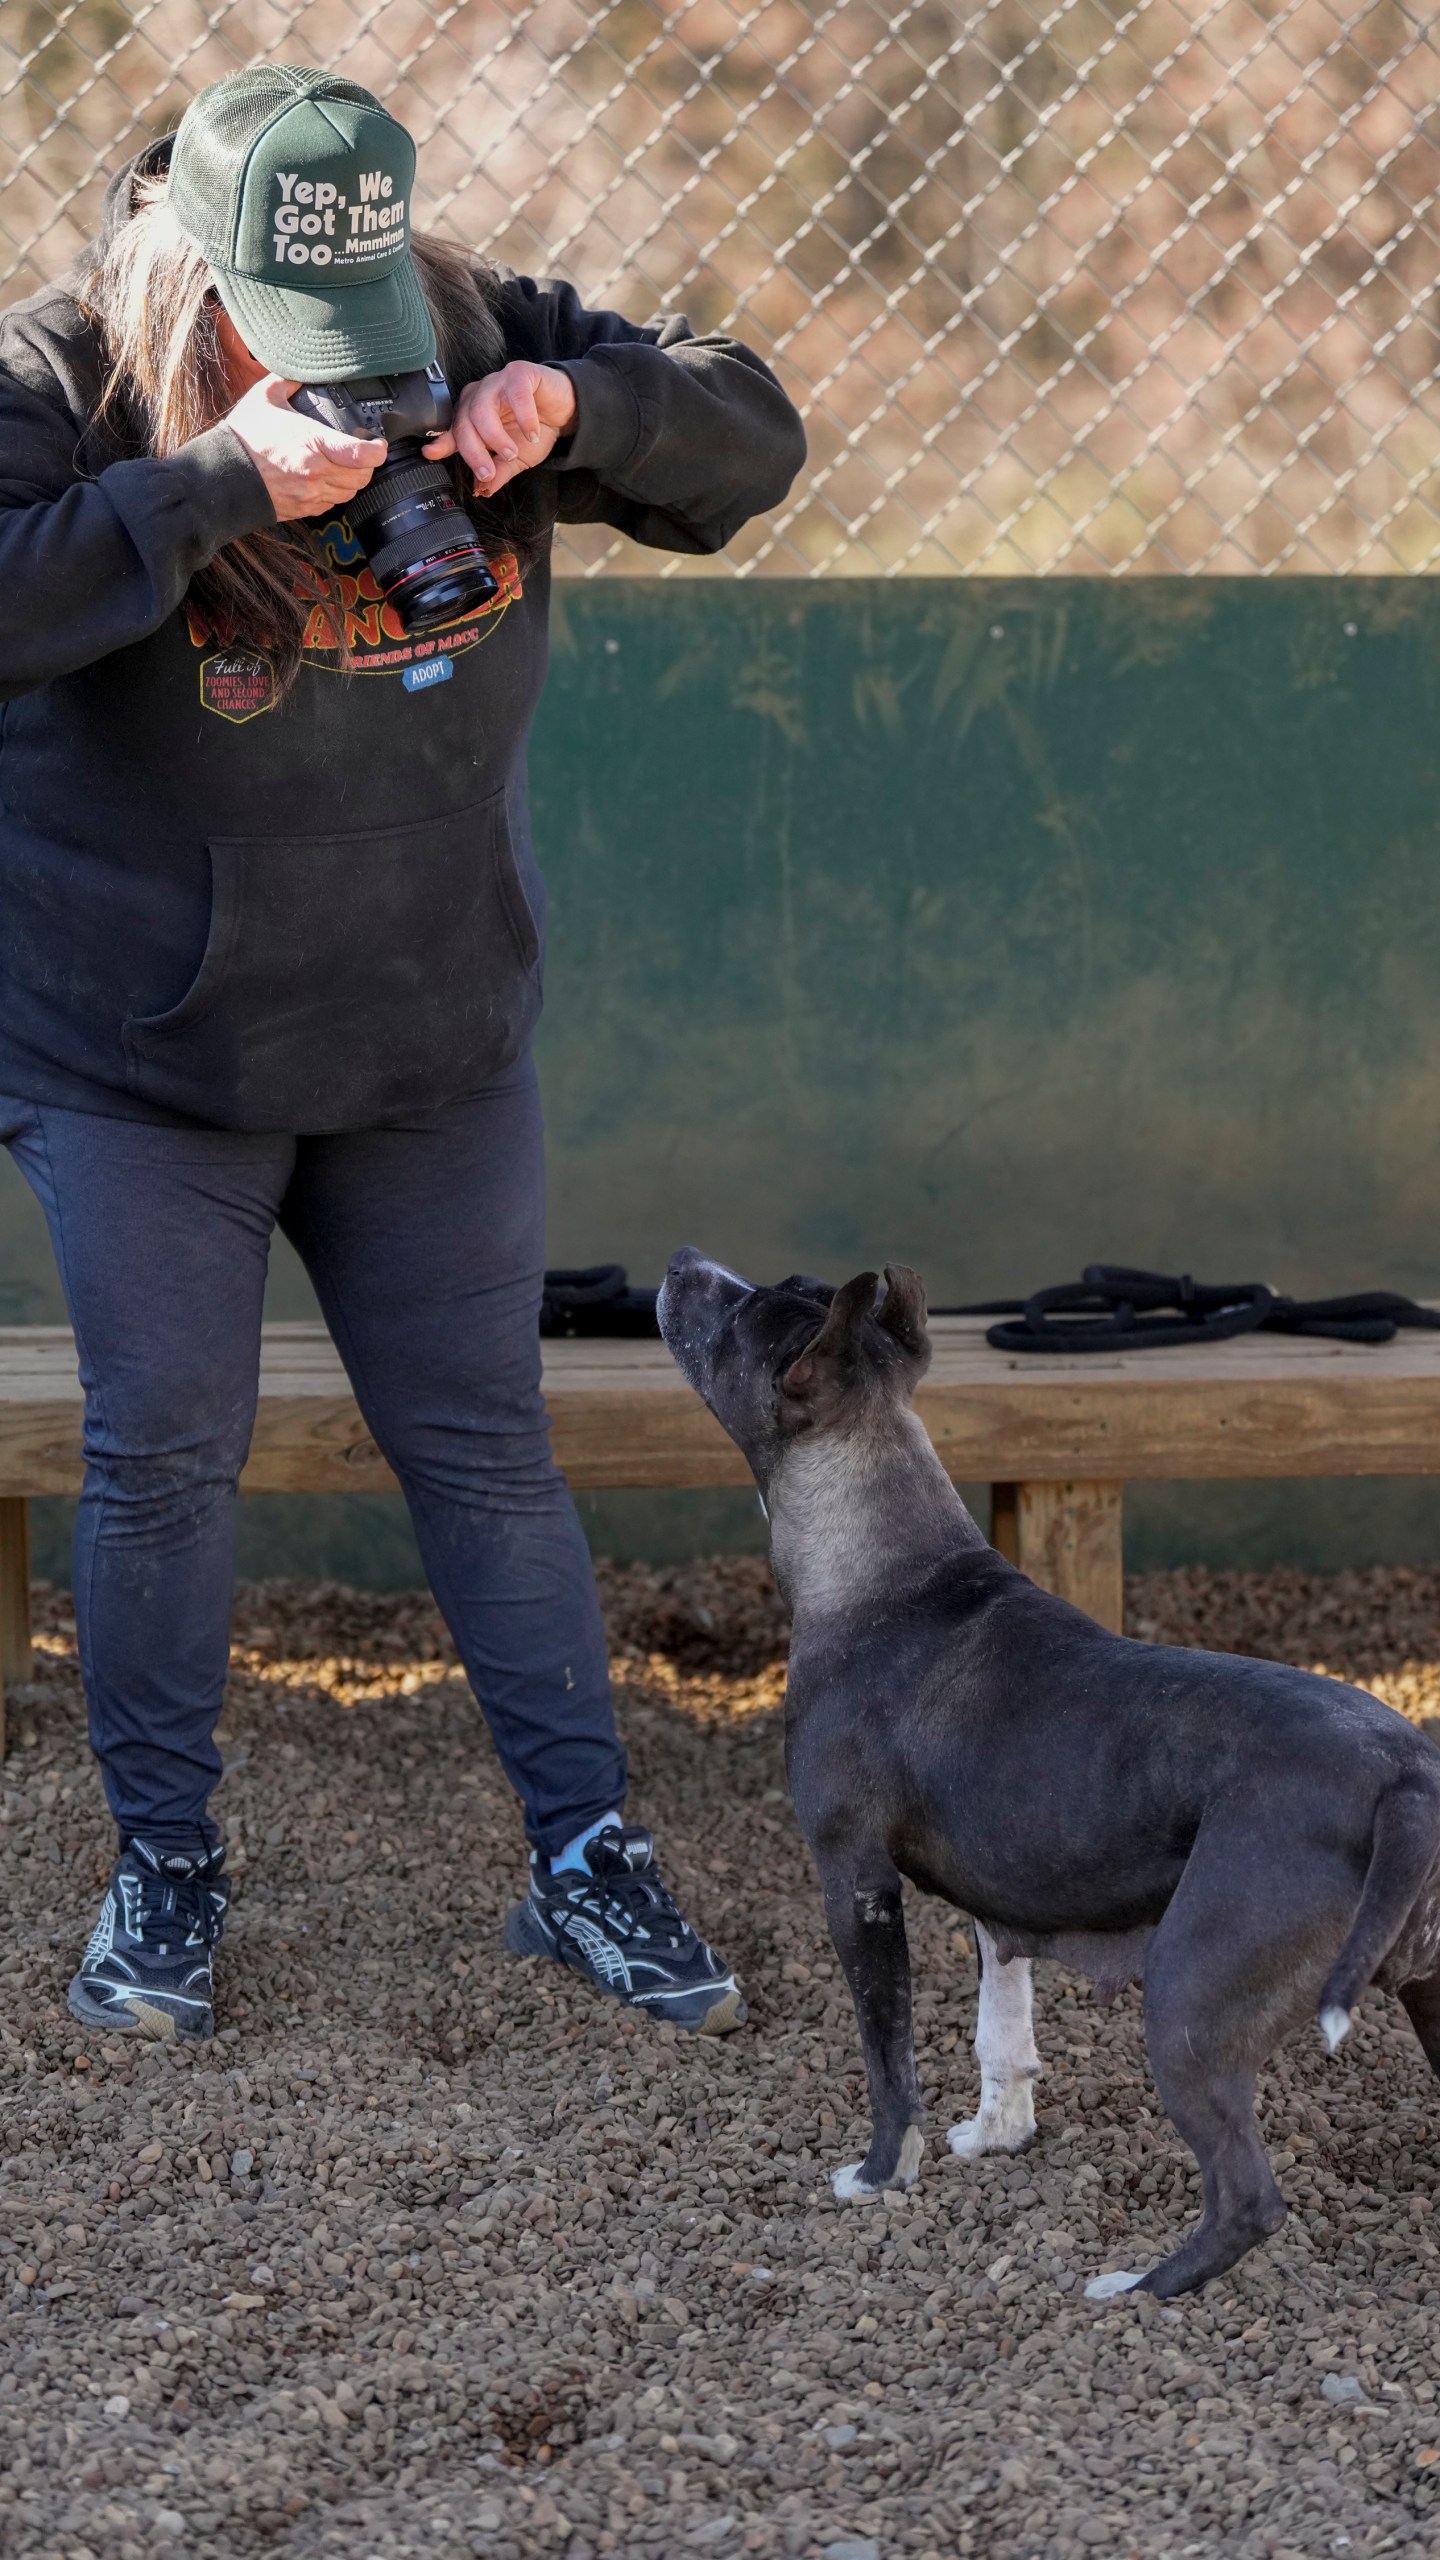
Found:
[1319,1769,1440,2053]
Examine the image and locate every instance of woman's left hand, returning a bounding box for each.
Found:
[424,361,578,496]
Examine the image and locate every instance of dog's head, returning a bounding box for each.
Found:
[657,1248,931,1488]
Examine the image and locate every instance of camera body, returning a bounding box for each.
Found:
[290,363,498,636]
[290,360,451,449]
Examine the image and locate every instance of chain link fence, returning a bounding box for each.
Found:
[2,0,1437,574]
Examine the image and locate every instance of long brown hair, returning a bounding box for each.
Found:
[81,174,537,691]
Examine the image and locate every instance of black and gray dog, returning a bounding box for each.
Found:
[657,1248,1440,2298]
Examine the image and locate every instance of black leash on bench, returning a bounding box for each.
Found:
[540,1265,663,1338]
[540,1260,1440,1353]
[937,1264,1440,1353]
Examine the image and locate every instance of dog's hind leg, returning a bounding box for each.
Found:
[821,1857,924,2200]
[1087,1842,1290,2300]
[1130,2038,1283,2299]
[948,1927,1039,2160]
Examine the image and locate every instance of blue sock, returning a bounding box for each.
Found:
[550,1810,624,1874]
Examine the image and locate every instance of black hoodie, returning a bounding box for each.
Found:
[0,151,805,1131]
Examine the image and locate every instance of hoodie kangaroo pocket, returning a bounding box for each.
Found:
[123,792,541,1131]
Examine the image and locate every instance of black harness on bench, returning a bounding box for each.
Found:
[941,1265,1440,1354]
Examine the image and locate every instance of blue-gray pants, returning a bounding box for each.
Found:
[1,1060,625,1860]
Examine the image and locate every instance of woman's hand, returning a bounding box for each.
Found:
[424,361,578,497]
[225,374,387,523]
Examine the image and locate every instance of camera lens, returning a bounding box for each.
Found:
[343,446,497,635]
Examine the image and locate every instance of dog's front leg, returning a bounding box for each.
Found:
[822,1864,924,2199]
[948,1924,1040,2161]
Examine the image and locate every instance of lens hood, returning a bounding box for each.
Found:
[290,363,496,637]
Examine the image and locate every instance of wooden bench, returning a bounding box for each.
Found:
[4,1312,1440,1751]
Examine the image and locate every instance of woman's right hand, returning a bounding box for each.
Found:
[224,374,387,523]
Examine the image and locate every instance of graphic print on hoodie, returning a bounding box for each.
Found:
[185,523,525,725]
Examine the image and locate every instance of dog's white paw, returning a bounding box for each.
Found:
[832,2125,923,2202]
[1084,2269,1148,2301]
[947,2101,1036,2161]
[832,2162,881,2202]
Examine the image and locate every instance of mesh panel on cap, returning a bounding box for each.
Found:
[172,68,386,262]
[200,67,380,144]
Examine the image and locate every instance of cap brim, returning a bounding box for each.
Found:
[210,248,436,381]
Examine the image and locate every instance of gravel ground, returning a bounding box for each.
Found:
[6,1560,1440,2560]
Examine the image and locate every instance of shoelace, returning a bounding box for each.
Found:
[558,1836,690,1951]
[127,1867,228,1955]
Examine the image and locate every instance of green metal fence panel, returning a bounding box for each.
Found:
[536,577,1440,1307]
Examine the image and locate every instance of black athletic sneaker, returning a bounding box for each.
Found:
[503,1825,745,2034]
[68,1840,229,2041]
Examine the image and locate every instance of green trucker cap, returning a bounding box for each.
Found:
[168,65,436,380]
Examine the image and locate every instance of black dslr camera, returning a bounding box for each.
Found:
[290,363,497,635]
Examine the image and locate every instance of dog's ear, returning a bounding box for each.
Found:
[878,1263,928,1357]
[782,1271,879,1398]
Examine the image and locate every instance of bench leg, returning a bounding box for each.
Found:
[990,1483,1019,1566]
[0,1498,33,1754]
[1014,1479,1124,1633]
